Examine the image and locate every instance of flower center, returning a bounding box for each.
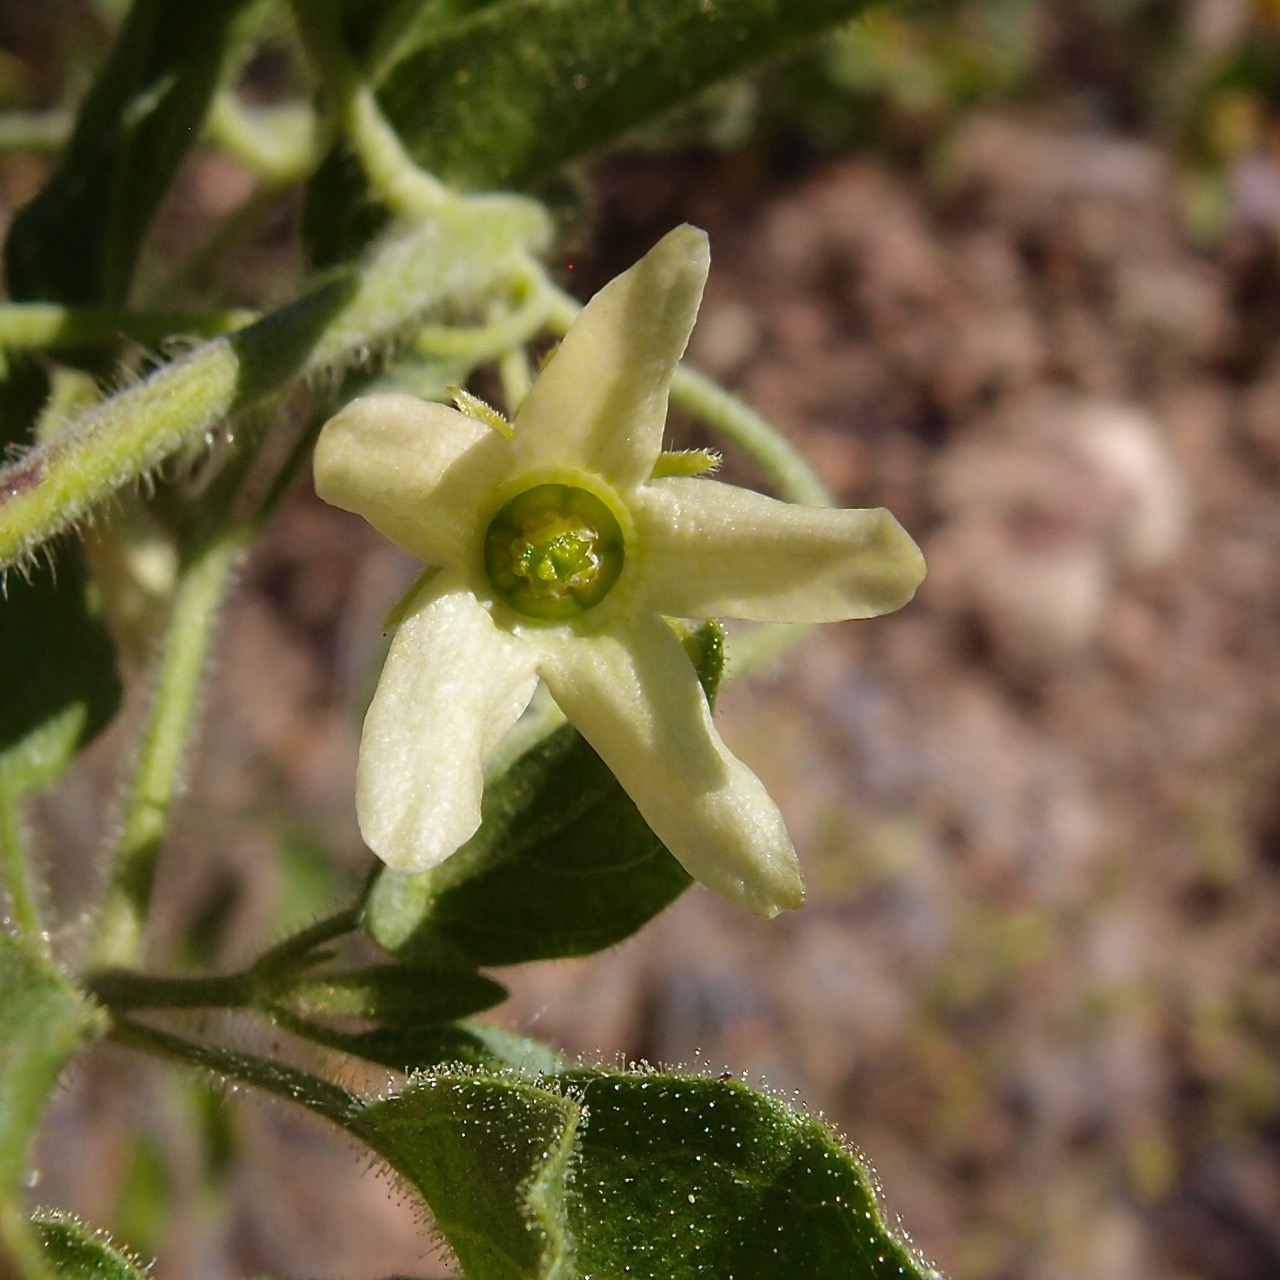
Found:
[483,483,626,620]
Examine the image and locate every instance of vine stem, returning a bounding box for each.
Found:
[110,1016,356,1126]
[87,906,360,1010]
[90,528,248,969]
[287,0,447,220]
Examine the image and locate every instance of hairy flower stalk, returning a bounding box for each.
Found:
[314,226,925,916]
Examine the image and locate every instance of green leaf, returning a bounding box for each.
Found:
[268,965,506,1025]
[350,1065,935,1279]
[0,935,105,1276]
[363,623,725,969]
[556,1069,940,1278]
[30,1211,149,1280]
[4,0,260,305]
[361,1067,937,1280]
[356,1073,579,1279]
[363,725,694,968]
[304,0,876,260]
[0,552,122,794]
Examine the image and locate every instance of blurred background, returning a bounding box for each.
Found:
[5,1,1280,1276]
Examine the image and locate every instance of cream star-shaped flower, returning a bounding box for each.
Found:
[314,225,924,917]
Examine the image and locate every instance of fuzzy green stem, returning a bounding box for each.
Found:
[288,0,447,220]
[204,93,320,185]
[91,529,247,968]
[0,765,43,946]
[110,1016,356,1125]
[668,365,830,507]
[89,968,253,1012]
[88,906,360,1012]
[0,304,253,352]
[0,199,550,570]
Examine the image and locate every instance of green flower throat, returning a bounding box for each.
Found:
[484,483,626,620]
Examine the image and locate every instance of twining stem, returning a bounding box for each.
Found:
[413,260,551,362]
[90,529,248,969]
[287,0,447,220]
[0,765,43,946]
[669,365,830,507]
[0,304,253,351]
[204,93,321,185]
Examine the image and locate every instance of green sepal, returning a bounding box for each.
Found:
[30,1211,150,1280]
[362,622,725,969]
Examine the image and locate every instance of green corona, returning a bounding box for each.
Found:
[483,483,626,620]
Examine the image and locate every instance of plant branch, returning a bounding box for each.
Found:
[109,1016,356,1126]
[287,0,447,220]
[90,527,247,969]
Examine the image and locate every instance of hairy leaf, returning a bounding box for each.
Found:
[557,1069,941,1278]
[31,1211,149,1280]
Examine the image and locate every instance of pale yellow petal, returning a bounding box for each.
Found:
[514,225,709,486]
[537,614,804,917]
[632,478,926,622]
[356,574,538,871]
[314,392,509,567]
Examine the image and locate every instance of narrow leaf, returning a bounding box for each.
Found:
[5,0,259,305]
[279,1018,560,1078]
